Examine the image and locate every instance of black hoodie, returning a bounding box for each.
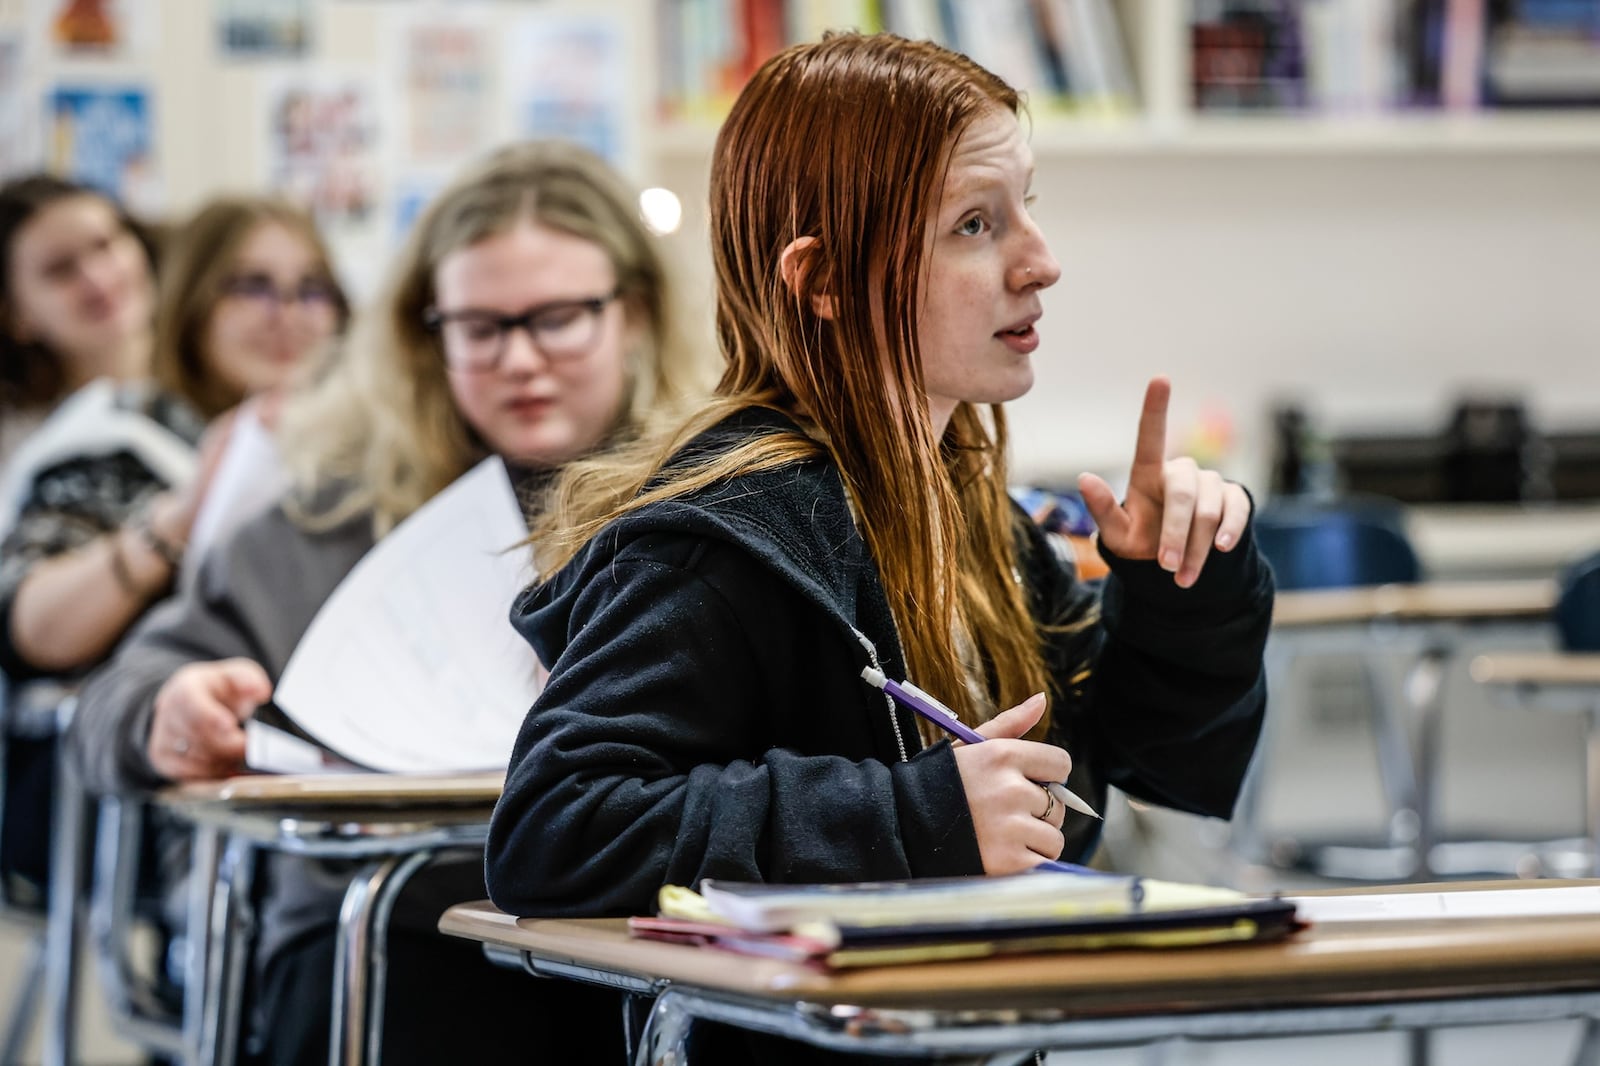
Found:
[486,407,1273,918]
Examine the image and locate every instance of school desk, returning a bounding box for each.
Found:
[1235,580,1558,883]
[1473,651,1600,876]
[158,771,502,1066]
[440,880,1600,1065]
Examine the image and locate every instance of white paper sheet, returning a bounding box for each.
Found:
[273,457,543,772]
[244,720,361,775]
[182,407,289,588]
[1287,886,1600,925]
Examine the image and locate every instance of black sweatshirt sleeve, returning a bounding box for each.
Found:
[486,533,981,919]
[1029,506,1274,822]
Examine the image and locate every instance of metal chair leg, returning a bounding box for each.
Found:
[0,932,47,1065]
[1405,646,1451,880]
[635,990,694,1066]
[200,837,254,1066]
[1572,1016,1600,1066]
[181,827,220,1066]
[330,848,434,1066]
[41,722,88,1066]
[1588,703,1600,878]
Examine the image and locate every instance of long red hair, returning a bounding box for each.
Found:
[541,32,1053,734]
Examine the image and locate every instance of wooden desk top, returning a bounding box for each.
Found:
[165,770,504,808]
[1471,652,1600,687]
[1274,579,1556,629]
[440,881,1600,1015]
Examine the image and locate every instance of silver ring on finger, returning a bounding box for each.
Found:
[1038,782,1057,821]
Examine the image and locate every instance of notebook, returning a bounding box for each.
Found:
[630,870,1302,968]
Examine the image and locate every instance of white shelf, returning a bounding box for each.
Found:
[1158,112,1600,156]
[651,111,1600,161]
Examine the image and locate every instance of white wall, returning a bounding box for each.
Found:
[656,145,1600,492]
[16,0,1599,494]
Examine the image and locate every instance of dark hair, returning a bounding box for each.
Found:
[0,174,158,412]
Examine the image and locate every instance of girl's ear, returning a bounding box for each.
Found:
[778,236,836,320]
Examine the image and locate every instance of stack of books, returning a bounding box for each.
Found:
[629,869,1301,969]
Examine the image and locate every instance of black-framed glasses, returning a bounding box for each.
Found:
[220,272,340,311]
[423,289,620,372]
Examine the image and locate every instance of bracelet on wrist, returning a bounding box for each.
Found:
[131,505,185,570]
[106,533,142,598]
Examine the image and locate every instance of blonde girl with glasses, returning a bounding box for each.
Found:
[71,141,705,1066]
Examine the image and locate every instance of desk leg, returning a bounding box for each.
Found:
[197,835,254,1066]
[40,741,88,1066]
[330,849,433,1066]
[1572,1016,1600,1066]
[1405,645,1450,880]
[182,827,219,1066]
[1587,703,1600,879]
[1408,1026,1432,1066]
[636,990,694,1066]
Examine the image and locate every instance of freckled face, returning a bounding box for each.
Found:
[917,107,1061,435]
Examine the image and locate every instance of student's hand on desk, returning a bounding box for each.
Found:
[148,658,271,781]
[953,693,1073,875]
[1078,376,1251,589]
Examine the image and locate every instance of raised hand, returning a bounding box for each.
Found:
[952,693,1073,875]
[147,657,272,782]
[1077,377,1251,588]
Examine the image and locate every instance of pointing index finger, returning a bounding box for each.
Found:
[1129,376,1171,483]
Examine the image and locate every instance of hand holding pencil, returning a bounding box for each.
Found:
[950,693,1084,876]
[863,665,1099,877]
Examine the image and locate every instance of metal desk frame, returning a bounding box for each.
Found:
[1235,580,1558,882]
[164,797,493,1066]
[443,891,1600,1066]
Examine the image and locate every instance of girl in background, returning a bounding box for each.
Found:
[0,195,344,901]
[72,141,705,1065]
[0,174,157,464]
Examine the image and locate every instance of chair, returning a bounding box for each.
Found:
[87,796,188,1063]
[0,673,49,1066]
[1555,551,1600,653]
[1250,496,1421,590]
[1231,495,1428,883]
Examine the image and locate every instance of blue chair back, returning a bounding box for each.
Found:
[1253,498,1422,592]
[1555,551,1600,651]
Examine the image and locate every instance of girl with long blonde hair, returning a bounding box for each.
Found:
[72,141,697,1065]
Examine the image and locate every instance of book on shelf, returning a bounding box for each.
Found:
[1484,0,1600,107]
[628,869,1302,968]
[1193,0,1600,115]
[655,0,1138,119]
[248,457,544,775]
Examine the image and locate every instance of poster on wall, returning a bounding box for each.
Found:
[262,69,385,299]
[263,71,380,228]
[0,34,40,176]
[47,83,160,212]
[396,14,492,165]
[40,0,157,58]
[217,0,312,59]
[503,10,633,172]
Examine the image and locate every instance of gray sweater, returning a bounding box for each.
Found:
[69,501,485,969]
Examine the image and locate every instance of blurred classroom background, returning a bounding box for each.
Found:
[4,0,1600,1061]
